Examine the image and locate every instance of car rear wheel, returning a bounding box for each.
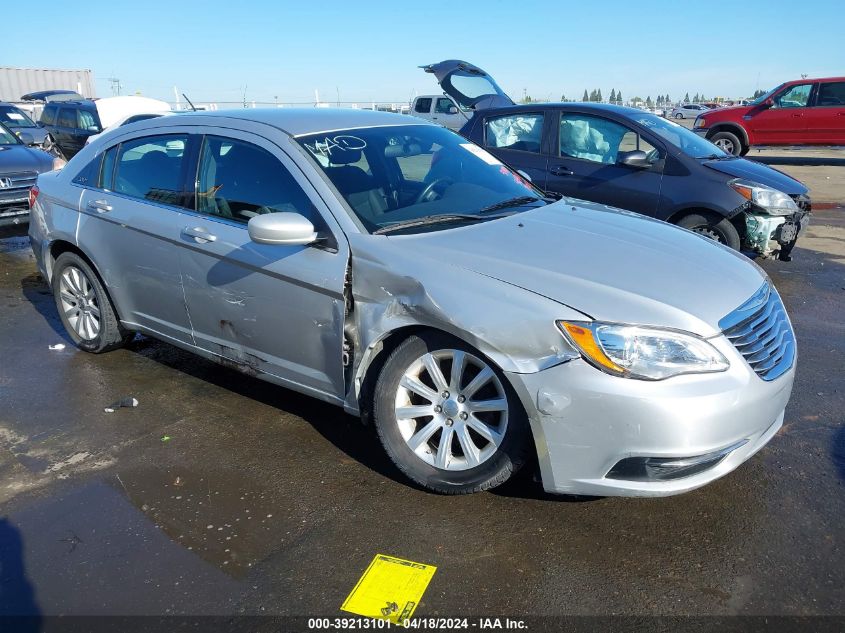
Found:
[675,113,684,119]
[373,332,530,494]
[52,252,132,353]
[710,131,743,156]
[677,212,741,250]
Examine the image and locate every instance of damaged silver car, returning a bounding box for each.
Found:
[29,109,796,497]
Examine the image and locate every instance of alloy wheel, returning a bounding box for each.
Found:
[394,349,508,471]
[59,266,101,340]
[713,138,735,153]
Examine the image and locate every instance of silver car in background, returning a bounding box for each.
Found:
[28,109,796,497]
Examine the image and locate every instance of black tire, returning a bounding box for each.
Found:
[675,113,684,119]
[739,145,750,156]
[709,130,743,156]
[52,252,132,353]
[373,332,530,494]
[676,211,741,250]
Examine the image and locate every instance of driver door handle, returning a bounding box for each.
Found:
[181,226,217,243]
[86,199,112,213]
[550,165,574,176]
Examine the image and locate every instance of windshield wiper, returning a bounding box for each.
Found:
[477,195,545,214]
[373,213,489,235]
[696,153,736,160]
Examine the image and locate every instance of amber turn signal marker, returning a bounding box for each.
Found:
[559,322,625,374]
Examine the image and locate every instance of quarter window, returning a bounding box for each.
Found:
[194,136,314,225]
[774,84,812,108]
[414,98,432,114]
[485,113,544,153]
[113,134,188,205]
[817,82,845,107]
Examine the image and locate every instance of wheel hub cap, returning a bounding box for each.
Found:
[395,349,509,471]
[58,266,101,340]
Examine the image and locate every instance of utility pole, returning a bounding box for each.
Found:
[107,77,121,96]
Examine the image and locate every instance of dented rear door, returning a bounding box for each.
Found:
[176,127,349,400]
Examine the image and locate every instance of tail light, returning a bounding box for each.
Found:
[29,185,39,209]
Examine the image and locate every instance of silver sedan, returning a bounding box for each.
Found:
[28,109,796,497]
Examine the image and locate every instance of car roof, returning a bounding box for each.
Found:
[133,108,432,137]
[475,102,662,118]
[784,76,845,84]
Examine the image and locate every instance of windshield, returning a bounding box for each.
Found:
[751,84,783,105]
[632,113,729,159]
[0,105,37,129]
[297,124,543,234]
[0,122,22,145]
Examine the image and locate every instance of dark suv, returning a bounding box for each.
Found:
[21,91,102,159]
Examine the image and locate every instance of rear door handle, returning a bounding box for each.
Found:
[181,226,217,243]
[86,199,112,213]
[550,165,574,176]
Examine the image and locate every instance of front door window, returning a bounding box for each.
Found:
[773,84,812,108]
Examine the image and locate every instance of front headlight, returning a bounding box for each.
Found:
[729,178,798,216]
[558,321,729,380]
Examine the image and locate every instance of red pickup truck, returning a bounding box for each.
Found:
[694,76,845,155]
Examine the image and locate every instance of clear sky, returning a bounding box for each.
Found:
[3,0,843,105]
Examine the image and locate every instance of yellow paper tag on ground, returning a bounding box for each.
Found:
[341,554,437,623]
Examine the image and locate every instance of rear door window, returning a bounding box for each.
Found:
[113,134,188,206]
[816,82,845,107]
[194,136,315,225]
[57,108,76,128]
[485,113,544,153]
[414,98,432,114]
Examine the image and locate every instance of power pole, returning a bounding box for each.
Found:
[107,77,121,96]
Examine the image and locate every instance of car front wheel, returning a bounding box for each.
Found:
[675,113,684,119]
[677,211,741,250]
[373,332,530,494]
[710,131,743,156]
[52,252,132,353]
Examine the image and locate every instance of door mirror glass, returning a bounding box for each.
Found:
[618,150,650,169]
[17,132,34,145]
[763,98,774,108]
[248,212,317,245]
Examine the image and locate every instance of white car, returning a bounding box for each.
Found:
[671,104,709,119]
[410,94,470,131]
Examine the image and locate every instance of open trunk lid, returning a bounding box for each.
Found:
[421,60,514,111]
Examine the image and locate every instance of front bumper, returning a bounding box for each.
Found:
[505,334,795,497]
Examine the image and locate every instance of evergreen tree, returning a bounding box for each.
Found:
[616,90,622,105]
[609,89,616,103]
[646,95,653,107]
[684,92,690,103]
[560,94,566,102]
[666,94,670,104]
[582,89,589,101]
[596,89,603,102]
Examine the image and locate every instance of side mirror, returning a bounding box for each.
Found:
[248,212,317,246]
[447,105,459,115]
[762,98,774,108]
[17,132,35,145]
[618,150,651,169]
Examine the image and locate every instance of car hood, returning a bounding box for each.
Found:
[0,145,53,173]
[388,201,767,337]
[701,105,753,119]
[702,157,808,195]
